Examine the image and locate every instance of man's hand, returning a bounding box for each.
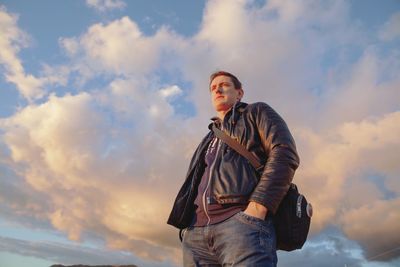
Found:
[244,201,268,220]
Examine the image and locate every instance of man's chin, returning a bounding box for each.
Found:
[214,104,233,112]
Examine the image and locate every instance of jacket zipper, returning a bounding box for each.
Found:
[202,136,222,225]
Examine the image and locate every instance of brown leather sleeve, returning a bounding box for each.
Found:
[248,103,300,214]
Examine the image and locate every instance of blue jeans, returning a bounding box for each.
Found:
[182,211,277,266]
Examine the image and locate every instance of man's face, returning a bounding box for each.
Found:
[210,75,243,113]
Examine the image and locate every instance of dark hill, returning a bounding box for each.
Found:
[50,265,138,267]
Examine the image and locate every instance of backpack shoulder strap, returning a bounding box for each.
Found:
[211,124,263,171]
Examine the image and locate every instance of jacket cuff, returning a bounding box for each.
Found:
[248,194,277,214]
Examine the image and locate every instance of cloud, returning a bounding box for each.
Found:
[0,6,43,100]
[319,48,400,129]
[0,236,176,267]
[0,85,197,264]
[279,228,400,267]
[1,0,400,265]
[279,230,363,267]
[159,85,183,99]
[59,16,184,81]
[0,6,68,101]
[86,0,126,12]
[379,11,400,41]
[295,111,400,259]
[180,0,366,122]
[340,198,400,261]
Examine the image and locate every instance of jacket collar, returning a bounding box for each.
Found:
[208,101,247,130]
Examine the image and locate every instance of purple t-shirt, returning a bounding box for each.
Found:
[192,136,246,226]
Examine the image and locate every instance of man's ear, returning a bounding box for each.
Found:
[237,88,244,100]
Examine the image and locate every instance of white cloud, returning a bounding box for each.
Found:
[0,6,68,101]
[86,0,126,12]
[0,6,43,100]
[5,72,44,100]
[59,37,79,56]
[159,85,183,98]
[60,16,183,80]
[379,11,400,41]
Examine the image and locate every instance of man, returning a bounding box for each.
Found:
[167,71,299,266]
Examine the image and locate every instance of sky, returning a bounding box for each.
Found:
[0,0,399,266]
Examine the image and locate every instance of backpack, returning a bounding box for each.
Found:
[212,125,312,251]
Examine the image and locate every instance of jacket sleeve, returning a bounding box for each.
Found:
[248,103,300,214]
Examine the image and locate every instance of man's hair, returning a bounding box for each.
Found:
[209,71,242,90]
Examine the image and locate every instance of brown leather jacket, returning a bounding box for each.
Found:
[167,102,300,229]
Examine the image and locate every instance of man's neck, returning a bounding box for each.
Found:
[216,102,239,121]
[216,110,228,121]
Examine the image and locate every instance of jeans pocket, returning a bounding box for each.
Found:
[234,212,275,251]
[236,211,272,235]
[237,211,267,224]
[180,228,189,242]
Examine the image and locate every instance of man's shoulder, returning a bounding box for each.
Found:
[242,102,283,122]
[246,102,269,108]
[242,102,272,113]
